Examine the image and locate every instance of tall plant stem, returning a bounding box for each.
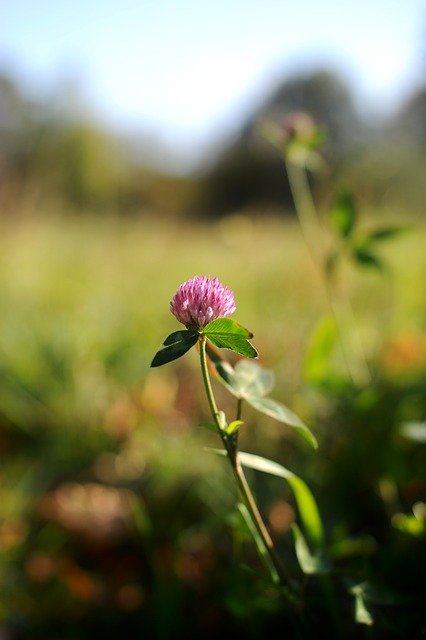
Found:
[285,160,371,384]
[199,336,288,587]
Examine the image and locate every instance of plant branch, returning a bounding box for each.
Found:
[199,335,288,587]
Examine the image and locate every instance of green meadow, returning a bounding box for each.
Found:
[0,210,425,638]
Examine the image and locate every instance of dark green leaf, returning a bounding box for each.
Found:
[352,246,385,271]
[151,330,198,367]
[367,225,409,242]
[246,396,318,449]
[329,190,357,238]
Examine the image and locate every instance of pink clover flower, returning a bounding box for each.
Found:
[170,275,236,329]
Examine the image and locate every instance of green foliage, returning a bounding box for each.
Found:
[151,318,258,367]
[236,451,325,552]
[0,215,424,639]
[303,316,340,388]
[329,189,357,238]
[225,419,244,435]
[327,187,410,275]
[392,508,425,538]
[208,356,317,448]
[150,330,198,367]
[349,583,374,626]
[203,318,258,358]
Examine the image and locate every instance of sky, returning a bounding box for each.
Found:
[1,0,425,169]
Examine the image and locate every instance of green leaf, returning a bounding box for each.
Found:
[292,523,330,574]
[204,317,253,338]
[349,583,374,626]
[303,316,338,385]
[206,354,316,448]
[329,189,357,239]
[207,334,258,358]
[199,422,218,433]
[236,451,325,550]
[225,420,244,435]
[203,318,258,358]
[352,246,385,271]
[245,396,318,449]
[392,511,425,537]
[367,225,409,242]
[151,330,198,367]
[224,360,275,399]
[208,357,273,399]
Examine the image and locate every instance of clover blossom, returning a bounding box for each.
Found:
[170,275,236,329]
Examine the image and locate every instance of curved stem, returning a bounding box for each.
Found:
[199,336,288,587]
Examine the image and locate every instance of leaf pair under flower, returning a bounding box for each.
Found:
[150,317,258,368]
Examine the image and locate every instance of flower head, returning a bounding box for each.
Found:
[170,275,236,329]
[280,111,317,142]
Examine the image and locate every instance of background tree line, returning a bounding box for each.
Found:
[0,68,424,218]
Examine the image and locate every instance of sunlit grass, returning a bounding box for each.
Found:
[0,211,424,637]
[1,211,424,371]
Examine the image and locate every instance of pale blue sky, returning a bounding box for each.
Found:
[1,0,425,167]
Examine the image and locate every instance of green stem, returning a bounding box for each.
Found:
[285,160,371,384]
[199,335,288,587]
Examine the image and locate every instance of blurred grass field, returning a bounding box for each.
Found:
[0,210,425,638]
[1,211,424,389]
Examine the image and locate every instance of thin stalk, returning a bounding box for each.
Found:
[285,160,371,384]
[198,335,288,587]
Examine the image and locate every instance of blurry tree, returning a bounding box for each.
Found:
[255,68,365,160]
[0,73,39,209]
[341,83,426,215]
[1,67,424,219]
[392,84,426,150]
[0,73,34,164]
[195,69,366,217]
[28,121,129,210]
[0,71,195,217]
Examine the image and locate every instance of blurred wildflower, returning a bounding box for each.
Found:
[379,333,426,377]
[0,520,27,551]
[268,500,295,535]
[280,111,318,143]
[38,482,135,542]
[170,275,236,329]
[259,111,325,171]
[25,552,56,584]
